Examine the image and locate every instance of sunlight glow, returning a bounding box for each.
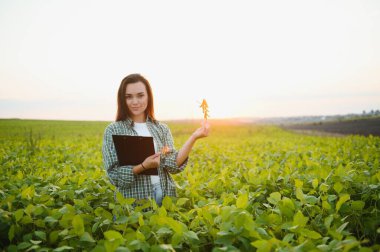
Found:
[0,0,379,120]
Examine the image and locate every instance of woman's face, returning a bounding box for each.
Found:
[125,81,148,120]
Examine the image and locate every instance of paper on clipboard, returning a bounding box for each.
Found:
[112,135,158,175]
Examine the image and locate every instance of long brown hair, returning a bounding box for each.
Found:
[116,73,156,122]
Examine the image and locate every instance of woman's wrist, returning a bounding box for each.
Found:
[141,162,146,170]
[190,133,198,142]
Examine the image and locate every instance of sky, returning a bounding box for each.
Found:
[0,0,379,121]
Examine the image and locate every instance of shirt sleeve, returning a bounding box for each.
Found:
[102,125,136,188]
[160,124,188,174]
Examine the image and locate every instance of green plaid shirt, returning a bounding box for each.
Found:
[102,116,188,201]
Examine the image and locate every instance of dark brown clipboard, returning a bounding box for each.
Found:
[112,135,158,175]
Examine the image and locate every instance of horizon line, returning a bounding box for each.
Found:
[0,111,378,123]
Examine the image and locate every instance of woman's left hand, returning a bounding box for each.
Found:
[175,120,210,166]
[192,121,210,140]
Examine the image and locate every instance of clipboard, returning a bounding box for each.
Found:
[112,135,158,175]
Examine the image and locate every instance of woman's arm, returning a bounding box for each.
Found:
[132,153,161,174]
[176,135,196,166]
[176,122,210,166]
[160,121,210,174]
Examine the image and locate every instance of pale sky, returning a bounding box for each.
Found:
[1,0,379,121]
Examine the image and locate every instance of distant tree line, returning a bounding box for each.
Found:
[362,109,380,116]
[263,109,380,125]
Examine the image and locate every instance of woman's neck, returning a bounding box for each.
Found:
[131,114,146,123]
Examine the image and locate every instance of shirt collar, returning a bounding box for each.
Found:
[125,115,154,127]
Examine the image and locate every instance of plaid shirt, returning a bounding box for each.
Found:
[102,116,188,201]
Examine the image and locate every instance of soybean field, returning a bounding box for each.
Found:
[0,119,379,251]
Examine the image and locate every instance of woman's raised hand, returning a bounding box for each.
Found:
[192,121,210,140]
[174,121,210,167]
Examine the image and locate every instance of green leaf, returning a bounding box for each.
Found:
[125,198,135,205]
[158,206,167,217]
[25,245,39,252]
[351,200,365,211]
[114,216,128,225]
[34,219,45,228]
[21,215,33,225]
[53,246,74,252]
[267,192,281,205]
[324,215,334,229]
[322,200,331,210]
[94,207,113,220]
[251,240,271,252]
[21,185,35,200]
[116,192,126,205]
[92,222,100,233]
[162,196,172,210]
[58,229,69,236]
[282,233,294,243]
[279,197,295,218]
[49,230,59,244]
[176,198,189,206]
[336,222,349,233]
[151,244,175,252]
[336,194,350,212]
[157,227,172,236]
[80,232,96,243]
[333,182,343,194]
[312,178,318,189]
[294,179,303,188]
[305,195,318,205]
[295,188,305,202]
[256,228,270,239]
[14,209,24,222]
[319,183,329,193]
[17,242,31,250]
[293,211,308,228]
[104,230,123,241]
[34,231,46,241]
[115,247,131,252]
[105,240,121,252]
[8,224,15,241]
[236,193,249,209]
[33,205,44,216]
[301,228,322,239]
[72,215,85,236]
[137,230,146,242]
[44,216,58,223]
[30,240,42,245]
[327,195,337,202]
[171,233,183,247]
[138,214,144,226]
[94,207,104,217]
[184,231,199,241]
[369,184,379,189]
[24,204,35,216]
[166,218,186,234]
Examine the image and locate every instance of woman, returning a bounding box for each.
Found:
[102,73,209,206]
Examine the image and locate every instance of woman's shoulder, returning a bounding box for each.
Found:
[104,121,129,133]
[153,120,170,132]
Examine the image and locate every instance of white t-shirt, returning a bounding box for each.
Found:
[133,122,160,185]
